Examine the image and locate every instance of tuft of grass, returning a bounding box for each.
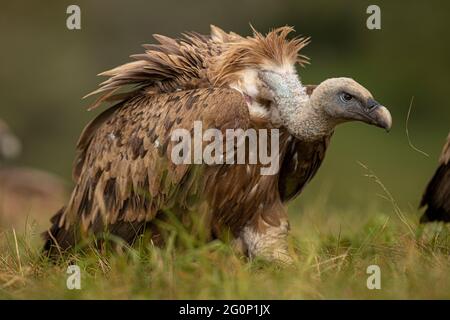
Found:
[0,201,449,299]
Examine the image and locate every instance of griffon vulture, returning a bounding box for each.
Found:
[43,26,392,263]
[420,133,450,223]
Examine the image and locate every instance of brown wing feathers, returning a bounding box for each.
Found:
[44,88,250,251]
[84,32,217,109]
[278,133,331,202]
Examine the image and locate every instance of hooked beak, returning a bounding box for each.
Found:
[363,99,392,132]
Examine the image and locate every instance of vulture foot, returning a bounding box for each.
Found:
[239,219,294,265]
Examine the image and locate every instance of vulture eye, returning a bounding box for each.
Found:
[340,92,354,103]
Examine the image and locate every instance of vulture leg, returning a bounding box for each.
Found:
[239,202,293,264]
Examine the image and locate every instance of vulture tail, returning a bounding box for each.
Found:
[42,207,78,256]
[42,207,149,257]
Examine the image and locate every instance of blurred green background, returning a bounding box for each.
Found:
[0,0,449,220]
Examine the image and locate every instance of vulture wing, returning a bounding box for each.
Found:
[44,87,250,251]
[278,134,332,202]
[420,133,450,223]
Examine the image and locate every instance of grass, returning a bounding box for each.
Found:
[0,163,449,299]
[1,191,450,300]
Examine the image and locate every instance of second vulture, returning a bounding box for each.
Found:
[43,26,392,263]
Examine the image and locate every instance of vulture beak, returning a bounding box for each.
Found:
[363,99,392,132]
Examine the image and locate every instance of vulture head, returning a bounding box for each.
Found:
[282,77,392,141]
[312,77,392,130]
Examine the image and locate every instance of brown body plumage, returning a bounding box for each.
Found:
[44,26,391,263]
[420,133,450,223]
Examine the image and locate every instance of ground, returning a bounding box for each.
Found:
[1,188,449,299]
